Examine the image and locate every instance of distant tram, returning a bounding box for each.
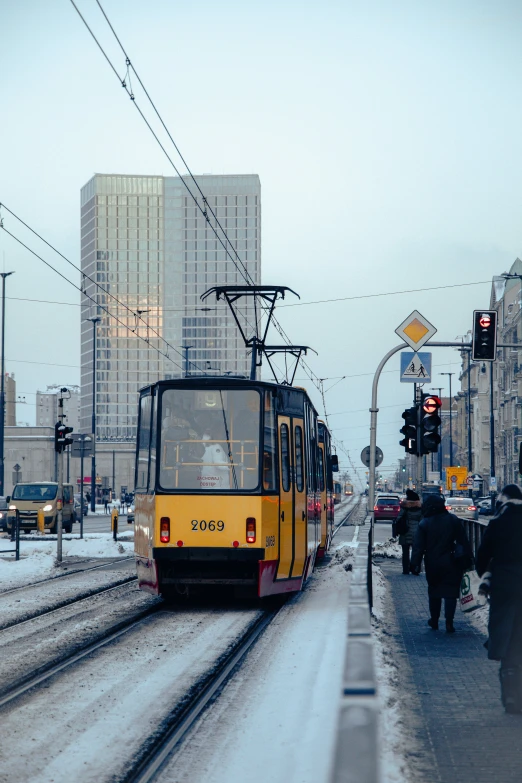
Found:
[343,482,354,496]
[333,482,342,505]
[134,376,336,600]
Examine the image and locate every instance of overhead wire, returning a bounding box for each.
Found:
[0,201,207,375]
[68,0,320,389]
[0,225,185,374]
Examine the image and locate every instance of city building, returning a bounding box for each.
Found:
[36,385,81,430]
[448,257,522,494]
[80,173,261,441]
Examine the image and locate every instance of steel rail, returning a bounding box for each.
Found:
[0,577,138,633]
[0,604,161,710]
[0,556,135,597]
[124,609,279,783]
[333,497,362,536]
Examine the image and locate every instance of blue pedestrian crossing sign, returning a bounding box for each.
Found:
[400,352,432,383]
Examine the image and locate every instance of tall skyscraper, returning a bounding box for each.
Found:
[80,174,261,440]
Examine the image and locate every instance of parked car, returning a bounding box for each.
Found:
[74,494,89,518]
[477,497,493,516]
[374,495,401,522]
[445,497,478,520]
[0,496,8,532]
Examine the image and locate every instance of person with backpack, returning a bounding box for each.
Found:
[411,495,473,633]
[394,489,422,575]
[476,484,522,714]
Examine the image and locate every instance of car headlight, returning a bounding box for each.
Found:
[9,505,16,510]
[42,504,53,512]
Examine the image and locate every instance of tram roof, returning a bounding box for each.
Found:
[139,376,319,417]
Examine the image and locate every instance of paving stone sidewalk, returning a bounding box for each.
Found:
[380,557,522,783]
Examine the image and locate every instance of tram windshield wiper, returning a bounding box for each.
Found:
[220,391,238,490]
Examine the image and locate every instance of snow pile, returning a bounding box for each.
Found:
[465,599,489,635]
[330,544,355,571]
[372,564,414,783]
[0,534,134,591]
[373,538,401,559]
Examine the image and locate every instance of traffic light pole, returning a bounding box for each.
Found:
[415,385,423,493]
[57,394,64,563]
[368,340,516,516]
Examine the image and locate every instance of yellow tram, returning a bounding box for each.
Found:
[317,421,335,558]
[134,377,331,599]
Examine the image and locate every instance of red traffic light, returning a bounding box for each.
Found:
[422,395,441,414]
[479,314,491,328]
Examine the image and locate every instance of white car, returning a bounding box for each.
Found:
[445,497,478,520]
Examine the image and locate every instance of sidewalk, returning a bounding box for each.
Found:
[379,557,522,783]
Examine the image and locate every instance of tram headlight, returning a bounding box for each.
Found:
[160,517,170,543]
[246,517,256,544]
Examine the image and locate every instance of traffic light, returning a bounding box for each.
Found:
[420,394,441,454]
[472,310,497,361]
[400,407,418,455]
[54,422,74,453]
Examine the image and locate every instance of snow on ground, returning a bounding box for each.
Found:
[155,544,355,783]
[0,608,263,783]
[373,537,401,559]
[0,534,133,591]
[372,564,414,783]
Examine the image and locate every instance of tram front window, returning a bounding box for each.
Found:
[159,388,261,491]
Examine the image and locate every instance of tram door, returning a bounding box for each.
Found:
[291,420,307,578]
[277,418,293,579]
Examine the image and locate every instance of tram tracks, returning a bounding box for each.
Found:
[0,555,135,598]
[333,497,362,536]
[123,608,280,783]
[0,598,162,711]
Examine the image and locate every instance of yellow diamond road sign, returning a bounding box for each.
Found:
[395,310,437,352]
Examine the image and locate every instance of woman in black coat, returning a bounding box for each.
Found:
[394,489,422,575]
[476,484,522,714]
[411,495,472,633]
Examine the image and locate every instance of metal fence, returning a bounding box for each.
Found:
[462,516,488,561]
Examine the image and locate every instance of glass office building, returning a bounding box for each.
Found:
[80,174,261,440]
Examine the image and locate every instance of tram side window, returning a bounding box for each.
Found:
[280,424,291,492]
[136,393,152,492]
[149,394,157,488]
[295,426,304,492]
[263,391,277,491]
[318,447,325,492]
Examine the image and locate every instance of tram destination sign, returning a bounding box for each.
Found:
[361,445,383,468]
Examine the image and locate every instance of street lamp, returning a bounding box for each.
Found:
[87,316,101,512]
[0,271,14,497]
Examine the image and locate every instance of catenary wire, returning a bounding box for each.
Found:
[0,225,185,375]
[68,1,317,388]
[0,201,207,376]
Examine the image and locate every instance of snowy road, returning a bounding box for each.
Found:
[0,607,264,783]
[0,496,362,783]
[152,513,359,783]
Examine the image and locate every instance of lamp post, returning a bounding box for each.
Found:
[440,373,455,493]
[0,271,14,497]
[87,316,100,512]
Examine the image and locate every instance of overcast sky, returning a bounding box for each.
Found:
[2,0,521,485]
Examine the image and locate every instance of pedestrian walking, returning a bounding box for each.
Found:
[104,497,109,515]
[411,495,473,633]
[476,484,522,714]
[394,489,422,575]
